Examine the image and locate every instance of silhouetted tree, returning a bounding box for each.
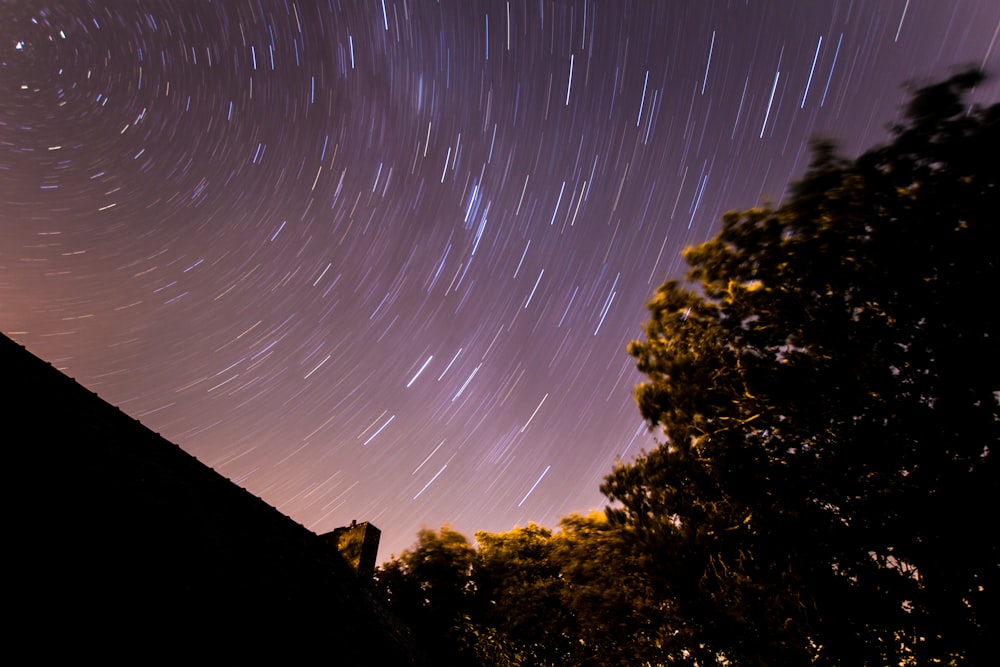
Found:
[379,517,675,666]
[473,523,571,665]
[602,69,999,666]
[548,512,674,666]
[375,526,480,665]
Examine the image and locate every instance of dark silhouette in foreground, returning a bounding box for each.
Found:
[4,332,422,661]
[604,68,998,666]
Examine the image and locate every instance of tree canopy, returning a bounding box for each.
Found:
[602,68,998,666]
[376,515,671,666]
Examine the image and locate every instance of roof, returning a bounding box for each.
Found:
[3,332,423,661]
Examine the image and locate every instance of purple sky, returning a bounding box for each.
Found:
[3,0,998,561]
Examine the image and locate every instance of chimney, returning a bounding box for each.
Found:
[322,520,381,580]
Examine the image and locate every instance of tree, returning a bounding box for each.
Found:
[375,525,480,665]
[549,512,675,666]
[473,523,571,665]
[378,518,676,666]
[376,524,542,666]
[602,70,999,666]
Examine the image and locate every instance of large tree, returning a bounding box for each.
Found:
[602,70,998,666]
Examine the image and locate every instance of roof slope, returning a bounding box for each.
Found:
[4,332,422,661]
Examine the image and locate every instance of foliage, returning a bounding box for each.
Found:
[548,512,674,666]
[473,522,571,665]
[374,525,479,665]
[377,515,674,666]
[602,69,999,666]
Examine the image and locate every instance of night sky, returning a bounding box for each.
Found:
[3,1,998,562]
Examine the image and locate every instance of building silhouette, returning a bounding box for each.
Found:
[3,332,423,662]
[323,520,382,580]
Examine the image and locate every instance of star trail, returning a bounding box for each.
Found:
[2,1,998,561]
